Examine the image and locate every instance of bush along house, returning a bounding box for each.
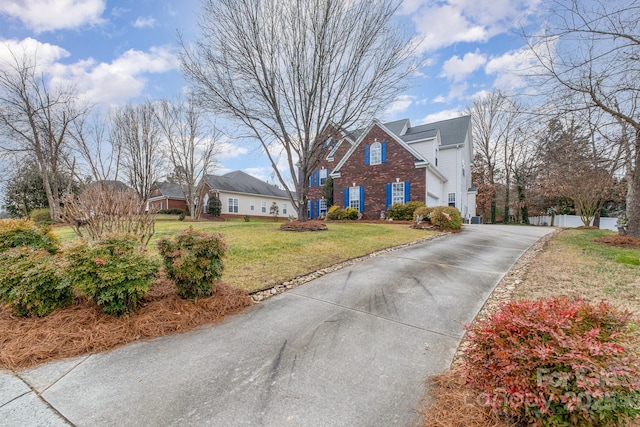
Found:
[307,115,476,220]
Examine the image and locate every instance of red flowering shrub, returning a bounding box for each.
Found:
[463,297,640,426]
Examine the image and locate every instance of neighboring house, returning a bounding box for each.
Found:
[199,171,296,219]
[148,182,187,212]
[307,115,476,220]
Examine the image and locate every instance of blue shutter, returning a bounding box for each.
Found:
[359,186,365,212]
[381,142,387,163]
[310,200,315,218]
[344,188,349,208]
[404,182,411,203]
[364,144,370,165]
[309,173,314,187]
[386,183,392,209]
[316,171,320,186]
[315,200,320,218]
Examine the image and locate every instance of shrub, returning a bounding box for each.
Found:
[388,201,425,220]
[0,247,72,317]
[65,235,158,316]
[29,208,52,224]
[430,206,462,230]
[463,298,640,427]
[0,218,59,254]
[158,208,185,215]
[157,227,226,299]
[413,206,433,222]
[326,205,359,220]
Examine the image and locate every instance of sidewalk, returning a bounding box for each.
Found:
[1,225,554,426]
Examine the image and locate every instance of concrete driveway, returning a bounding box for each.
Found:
[1,224,553,427]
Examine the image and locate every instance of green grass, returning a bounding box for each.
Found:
[52,219,439,292]
[557,229,640,266]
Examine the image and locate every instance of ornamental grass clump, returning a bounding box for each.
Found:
[65,235,159,316]
[0,247,72,317]
[463,297,640,427]
[157,227,226,299]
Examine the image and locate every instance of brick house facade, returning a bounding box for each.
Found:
[307,115,476,220]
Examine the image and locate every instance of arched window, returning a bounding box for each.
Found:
[370,141,382,165]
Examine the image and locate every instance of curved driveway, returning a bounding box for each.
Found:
[2,224,554,426]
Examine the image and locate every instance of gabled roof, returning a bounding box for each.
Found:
[203,171,290,199]
[399,115,471,147]
[150,182,185,200]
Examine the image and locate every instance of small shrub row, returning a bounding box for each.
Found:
[326,205,359,220]
[387,201,425,220]
[0,220,228,317]
[158,208,185,215]
[463,297,640,427]
[157,227,227,299]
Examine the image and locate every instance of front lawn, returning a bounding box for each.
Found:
[53,218,439,292]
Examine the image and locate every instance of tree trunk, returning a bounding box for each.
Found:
[626,133,640,236]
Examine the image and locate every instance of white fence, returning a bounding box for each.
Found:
[528,214,618,232]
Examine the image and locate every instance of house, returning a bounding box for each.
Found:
[199,171,296,219]
[148,182,187,212]
[307,115,476,220]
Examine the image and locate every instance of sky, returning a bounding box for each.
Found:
[0,0,546,185]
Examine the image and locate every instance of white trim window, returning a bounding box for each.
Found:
[370,141,382,165]
[349,187,360,210]
[250,200,255,211]
[319,199,327,216]
[319,168,328,186]
[228,198,239,213]
[261,201,267,213]
[282,203,287,214]
[448,192,456,207]
[392,182,405,205]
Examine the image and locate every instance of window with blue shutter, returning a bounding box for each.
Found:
[364,144,370,165]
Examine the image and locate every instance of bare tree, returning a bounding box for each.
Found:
[110,101,163,204]
[0,46,89,221]
[181,0,414,220]
[527,0,640,236]
[70,114,121,183]
[468,91,520,223]
[155,96,218,219]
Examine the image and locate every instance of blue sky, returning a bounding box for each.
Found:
[0,0,545,183]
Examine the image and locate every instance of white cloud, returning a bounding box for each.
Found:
[485,42,549,90]
[0,0,105,33]
[384,95,415,117]
[133,16,156,29]
[0,37,69,71]
[2,39,180,104]
[433,95,447,104]
[420,109,464,124]
[441,51,487,82]
[402,0,542,53]
[216,140,249,160]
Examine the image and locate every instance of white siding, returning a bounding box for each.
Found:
[217,191,297,218]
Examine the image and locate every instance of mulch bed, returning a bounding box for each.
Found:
[594,234,640,249]
[280,220,328,231]
[0,275,252,370]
